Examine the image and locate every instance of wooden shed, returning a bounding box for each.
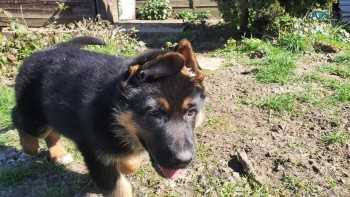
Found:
[340,0,350,22]
[0,0,96,27]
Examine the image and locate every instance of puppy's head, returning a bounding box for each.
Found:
[117,39,205,179]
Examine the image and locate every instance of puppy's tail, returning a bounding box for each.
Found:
[42,36,106,51]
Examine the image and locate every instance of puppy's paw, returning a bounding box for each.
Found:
[54,153,74,164]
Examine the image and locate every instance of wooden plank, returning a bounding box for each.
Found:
[1,2,92,10]
[0,17,88,27]
[136,0,190,8]
[339,0,350,6]
[2,9,92,18]
[0,0,92,2]
[340,6,350,12]
[0,0,94,27]
[196,0,217,7]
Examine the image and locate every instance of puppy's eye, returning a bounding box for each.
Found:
[187,109,196,117]
[149,109,161,118]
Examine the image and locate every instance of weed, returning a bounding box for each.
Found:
[138,0,172,20]
[0,86,15,131]
[334,53,350,64]
[218,181,235,197]
[242,93,296,112]
[326,176,339,189]
[322,64,350,78]
[323,80,350,102]
[278,34,311,53]
[0,130,20,147]
[177,11,210,23]
[282,174,319,195]
[236,177,270,197]
[254,52,295,84]
[56,2,70,11]
[321,131,348,145]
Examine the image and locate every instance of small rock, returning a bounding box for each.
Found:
[265,151,273,157]
[312,165,320,173]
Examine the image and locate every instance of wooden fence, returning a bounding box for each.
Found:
[340,0,350,22]
[0,0,95,27]
[136,0,220,16]
[0,0,221,27]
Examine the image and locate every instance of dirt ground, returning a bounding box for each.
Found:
[1,39,350,197]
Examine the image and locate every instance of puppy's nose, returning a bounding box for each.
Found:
[172,150,193,168]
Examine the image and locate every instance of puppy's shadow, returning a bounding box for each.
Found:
[0,146,100,197]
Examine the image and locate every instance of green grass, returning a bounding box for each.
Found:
[0,160,60,190]
[281,174,319,195]
[34,187,70,197]
[254,52,296,84]
[323,80,350,102]
[322,64,350,78]
[278,34,311,53]
[334,53,350,64]
[84,40,138,57]
[0,86,15,132]
[299,73,350,103]
[241,93,296,112]
[321,131,348,145]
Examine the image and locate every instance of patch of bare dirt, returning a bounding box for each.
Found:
[1,57,349,196]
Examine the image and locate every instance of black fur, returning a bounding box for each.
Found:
[12,36,205,195]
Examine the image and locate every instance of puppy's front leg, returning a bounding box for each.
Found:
[83,152,132,197]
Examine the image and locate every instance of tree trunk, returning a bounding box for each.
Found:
[240,7,249,33]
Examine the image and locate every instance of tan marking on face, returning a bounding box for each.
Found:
[44,127,69,162]
[159,98,171,111]
[182,97,192,111]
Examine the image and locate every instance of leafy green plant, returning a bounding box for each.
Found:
[56,2,70,11]
[321,132,348,145]
[278,33,311,53]
[265,14,299,36]
[138,0,172,20]
[178,11,210,23]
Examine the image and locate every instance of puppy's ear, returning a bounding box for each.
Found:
[128,52,185,83]
[174,39,205,82]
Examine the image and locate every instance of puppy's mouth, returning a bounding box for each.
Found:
[139,138,183,179]
[152,158,182,179]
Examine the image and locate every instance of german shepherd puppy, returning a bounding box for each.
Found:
[12,36,205,196]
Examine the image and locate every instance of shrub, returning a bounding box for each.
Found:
[138,0,172,20]
[178,11,210,23]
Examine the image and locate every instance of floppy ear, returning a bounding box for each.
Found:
[128,52,185,83]
[174,39,205,82]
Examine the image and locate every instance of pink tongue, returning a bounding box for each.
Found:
[158,165,181,179]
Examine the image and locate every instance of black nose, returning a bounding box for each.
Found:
[172,150,193,168]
